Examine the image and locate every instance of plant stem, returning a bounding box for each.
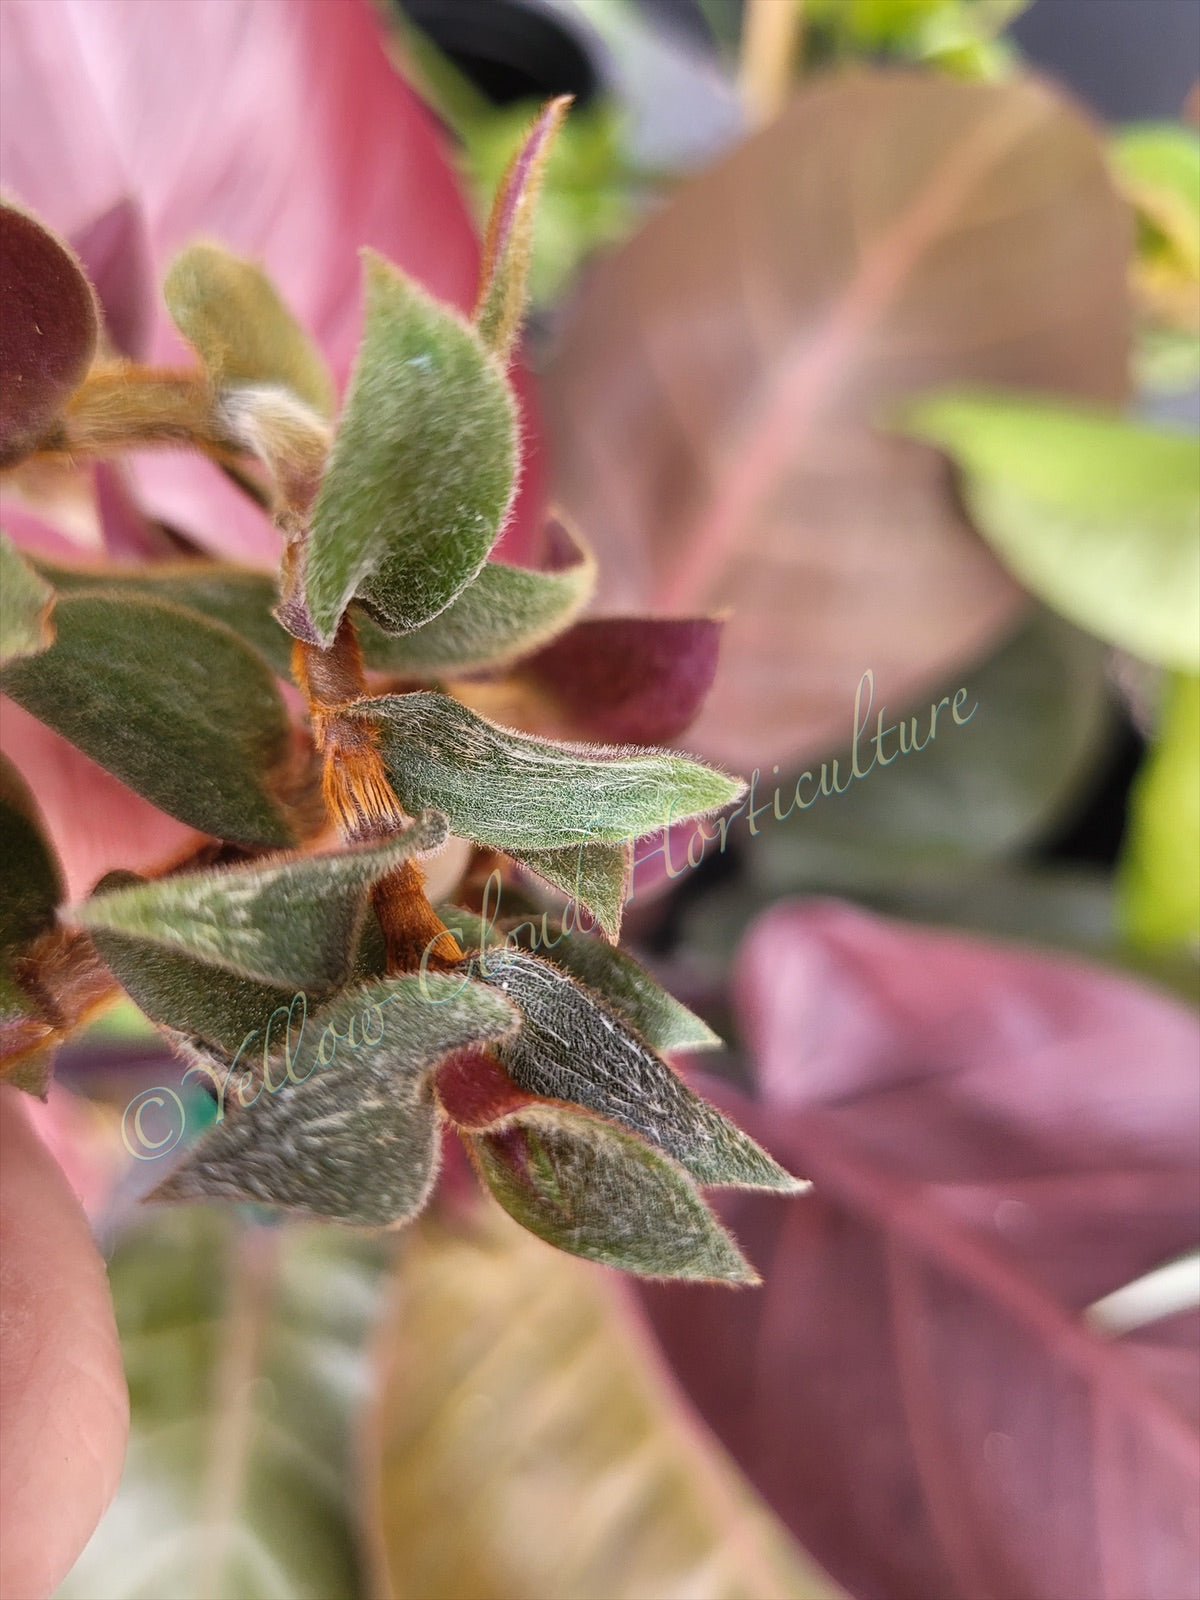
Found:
[739,0,803,126]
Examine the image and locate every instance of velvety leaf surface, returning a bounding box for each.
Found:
[0,201,98,466]
[905,394,1200,670]
[0,755,62,1021]
[1118,673,1200,951]
[638,901,1200,1600]
[164,241,335,416]
[476,948,799,1191]
[365,1208,843,1599]
[155,975,517,1226]
[545,71,1131,770]
[0,592,297,846]
[73,816,447,994]
[358,691,745,850]
[299,253,517,644]
[505,841,632,942]
[0,531,55,663]
[56,1211,384,1600]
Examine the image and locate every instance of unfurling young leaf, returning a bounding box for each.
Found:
[295,252,518,645]
[71,813,448,994]
[0,201,98,466]
[0,532,55,663]
[476,948,801,1191]
[467,1104,758,1283]
[0,591,300,847]
[352,691,746,851]
[153,975,517,1226]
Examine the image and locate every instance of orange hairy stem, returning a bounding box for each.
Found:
[30,365,241,463]
[292,619,462,974]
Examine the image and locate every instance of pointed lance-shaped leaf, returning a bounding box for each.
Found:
[0,533,55,664]
[0,592,300,847]
[351,691,746,851]
[476,948,803,1191]
[474,96,572,360]
[468,1104,758,1283]
[70,814,448,994]
[152,974,518,1226]
[294,252,518,646]
[0,201,99,466]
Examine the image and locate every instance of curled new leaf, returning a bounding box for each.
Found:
[352,691,745,851]
[468,1104,757,1283]
[0,201,98,466]
[0,533,55,664]
[153,974,518,1226]
[71,814,448,994]
[297,252,518,645]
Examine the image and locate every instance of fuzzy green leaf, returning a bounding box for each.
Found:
[505,840,631,941]
[903,393,1200,670]
[72,815,447,993]
[1118,673,1200,952]
[0,755,62,1022]
[477,948,801,1191]
[0,202,98,466]
[470,1104,757,1282]
[297,252,517,645]
[0,531,55,663]
[0,592,299,846]
[154,975,517,1226]
[355,691,745,851]
[163,240,335,416]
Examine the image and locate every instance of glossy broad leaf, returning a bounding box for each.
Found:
[356,691,745,850]
[476,947,799,1190]
[0,591,298,846]
[365,1208,843,1600]
[56,1210,384,1600]
[505,840,631,942]
[0,201,98,465]
[904,392,1200,670]
[155,975,517,1225]
[470,1105,758,1282]
[1118,673,1200,951]
[72,815,448,994]
[639,901,1200,1600]
[0,531,55,663]
[545,71,1131,770]
[298,252,517,644]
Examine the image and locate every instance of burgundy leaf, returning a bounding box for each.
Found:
[639,901,1200,1600]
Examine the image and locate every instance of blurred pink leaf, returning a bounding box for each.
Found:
[639,901,1200,1600]
[546,72,1131,770]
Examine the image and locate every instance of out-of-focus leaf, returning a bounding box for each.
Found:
[1119,673,1200,952]
[72,816,447,994]
[506,841,631,942]
[640,900,1200,1600]
[0,592,299,846]
[0,755,62,1025]
[474,96,570,359]
[155,975,517,1225]
[470,1105,758,1282]
[57,1211,384,1600]
[546,71,1131,771]
[0,201,98,466]
[0,531,55,663]
[357,691,745,850]
[164,241,336,416]
[476,948,799,1190]
[1112,122,1200,351]
[296,253,517,645]
[904,393,1200,670]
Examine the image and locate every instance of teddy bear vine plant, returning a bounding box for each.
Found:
[0,100,804,1283]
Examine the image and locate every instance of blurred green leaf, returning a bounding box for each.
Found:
[366,1207,844,1598]
[155,975,517,1226]
[0,531,55,663]
[476,947,799,1190]
[0,755,62,1022]
[164,241,336,416]
[298,253,517,645]
[357,691,745,851]
[73,816,447,994]
[804,0,1027,76]
[1112,123,1200,285]
[505,840,631,942]
[904,394,1200,670]
[57,1212,384,1600]
[1118,672,1200,953]
[0,592,299,847]
[471,1105,758,1282]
